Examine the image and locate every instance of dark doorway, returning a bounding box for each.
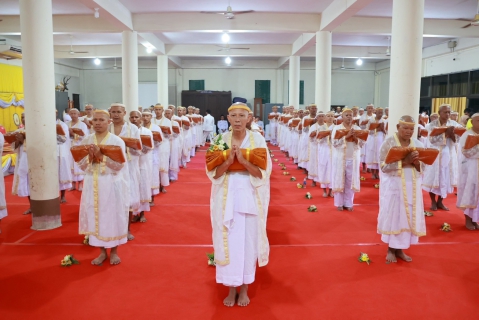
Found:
[72,94,80,110]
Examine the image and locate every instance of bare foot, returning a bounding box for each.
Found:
[60,197,67,203]
[223,288,236,307]
[437,202,449,211]
[238,285,250,307]
[312,181,317,187]
[386,248,397,263]
[69,187,76,191]
[465,215,476,230]
[91,252,107,266]
[131,215,140,223]
[23,208,32,215]
[322,192,328,198]
[337,206,344,211]
[395,249,412,262]
[149,202,155,207]
[127,232,135,241]
[430,203,438,211]
[161,188,167,194]
[78,187,83,192]
[473,222,479,229]
[329,192,334,198]
[140,215,147,223]
[110,253,121,265]
[345,206,354,212]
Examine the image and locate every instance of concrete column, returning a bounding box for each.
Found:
[315,31,332,113]
[19,0,61,230]
[387,0,425,136]
[157,55,169,107]
[288,56,300,108]
[276,69,284,104]
[122,31,139,114]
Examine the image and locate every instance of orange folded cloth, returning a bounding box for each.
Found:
[454,127,467,137]
[430,127,448,136]
[352,119,359,125]
[290,119,300,127]
[303,119,315,127]
[70,145,126,163]
[464,135,479,150]
[282,117,292,124]
[172,126,180,134]
[182,120,190,127]
[334,129,368,141]
[120,137,141,150]
[360,119,369,126]
[316,130,331,139]
[160,126,172,135]
[384,146,439,165]
[353,130,369,141]
[368,122,381,130]
[192,117,201,124]
[56,124,66,135]
[140,135,153,148]
[206,148,268,172]
[268,115,278,120]
[336,119,343,125]
[152,131,162,142]
[334,129,349,140]
[4,132,24,144]
[309,130,317,138]
[298,123,303,131]
[420,129,428,137]
[71,128,85,136]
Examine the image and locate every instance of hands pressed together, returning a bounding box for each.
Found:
[403,150,419,166]
[88,144,103,162]
[225,145,246,167]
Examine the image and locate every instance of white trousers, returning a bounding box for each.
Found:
[334,160,355,208]
[202,131,213,145]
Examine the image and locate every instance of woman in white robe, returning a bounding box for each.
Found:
[456,115,479,230]
[378,127,426,263]
[207,104,271,307]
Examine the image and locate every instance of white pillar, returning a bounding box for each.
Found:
[157,55,169,107]
[19,0,61,230]
[315,31,332,113]
[288,56,300,108]
[276,69,284,104]
[122,31,139,114]
[388,0,425,136]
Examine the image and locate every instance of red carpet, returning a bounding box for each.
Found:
[1,145,478,319]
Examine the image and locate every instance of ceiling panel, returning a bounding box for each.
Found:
[332,34,454,48]
[119,0,334,13]
[357,0,478,19]
[158,32,302,45]
[0,0,93,15]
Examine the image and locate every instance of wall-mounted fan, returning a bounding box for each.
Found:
[201,5,254,19]
[458,1,479,28]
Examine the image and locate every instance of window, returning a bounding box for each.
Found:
[189,80,205,91]
[287,81,305,104]
[255,80,270,104]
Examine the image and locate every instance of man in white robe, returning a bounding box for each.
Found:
[195,108,204,148]
[187,106,197,157]
[298,105,317,171]
[422,104,460,211]
[316,112,333,197]
[169,105,184,171]
[287,110,300,163]
[178,106,192,166]
[378,115,427,263]
[165,109,181,182]
[80,103,95,134]
[68,108,89,191]
[153,104,172,192]
[57,111,73,202]
[307,113,321,185]
[109,105,142,240]
[365,108,386,180]
[359,104,374,172]
[207,103,271,307]
[456,113,479,230]
[142,111,162,202]
[331,109,365,211]
[77,110,129,265]
[203,109,215,145]
[217,115,229,134]
[268,106,280,145]
[130,111,153,223]
[0,133,7,232]
[12,113,31,215]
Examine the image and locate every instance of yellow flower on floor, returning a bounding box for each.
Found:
[360,176,366,181]
[374,184,380,189]
[305,192,312,199]
[440,223,452,232]
[297,183,303,189]
[307,205,317,212]
[358,252,371,265]
[290,177,296,181]
[274,159,278,162]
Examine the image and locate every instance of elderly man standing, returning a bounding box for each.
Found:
[56,110,72,203]
[142,110,162,203]
[378,115,427,263]
[165,109,181,182]
[457,113,479,230]
[207,102,271,308]
[298,104,317,172]
[153,104,172,193]
[422,104,460,211]
[268,106,281,145]
[365,108,387,180]
[331,108,365,211]
[203,109,215,145]
[359,104,374,173]
[77,110,129,265]
[68,108,89,191]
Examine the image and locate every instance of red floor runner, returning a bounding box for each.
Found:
[0,145,478,319]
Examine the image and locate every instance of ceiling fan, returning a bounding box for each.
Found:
[54,36,88,55]
[216,44,250,51]
[104,57,121,70]
[368,36,391,56]
[458,0,479,28]
[201,5,254,19]
[332,58,355,70]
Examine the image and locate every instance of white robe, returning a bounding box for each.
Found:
[68,120,89,182]
[298,116,312,168]
[378,135,426,249]
[179,115,192,165]
[359,113,373,163]
[109,122,142,211]
[316,124,332,187]
[169,120,181,181]
[268,112,280,144]
[207,130,271,286]
[422,119,460,198]
[12,129,29,197]
[307,123,321,180]
[0,134,7,219]
[145,123,162,195]
[153,116,172,187]
[365,117,386,169]
[136,126,154,213]
[217,120,229,134]
[456,129,479,222]
[57,120,73,191]
[78,133,130,248]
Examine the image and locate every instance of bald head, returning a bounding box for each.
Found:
[397,115,415,140]
[399,115,415,124]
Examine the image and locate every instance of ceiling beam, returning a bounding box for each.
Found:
[137,33,165,55]
[78,0,133,31]
[291,33,316,56]
[168,56,182,68]
[277,57,290,68]
[320,0,376,31]
[165,44,292,57]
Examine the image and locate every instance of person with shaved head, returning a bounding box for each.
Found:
[268,106,281,146]
[165,109,181,182]
[359,104,374,173]
[378,115,427,263]
[56,109,72,203]
[422,104,461,211]
[152,104,172,192]
[68,108,89,191]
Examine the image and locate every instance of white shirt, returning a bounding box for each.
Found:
[203,114,215,131]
